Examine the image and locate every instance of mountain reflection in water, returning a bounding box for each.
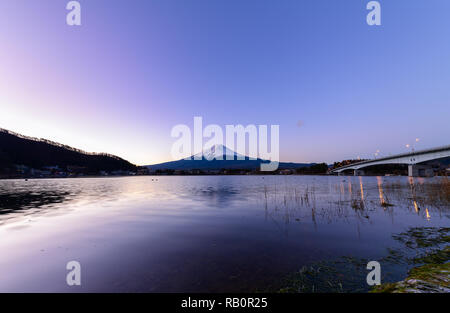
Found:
[0,176,448,292]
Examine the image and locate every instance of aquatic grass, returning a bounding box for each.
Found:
[382,176,450,211]
[371,262,450,293]
[259,177,449,237]
[279,227,450,293]
[425,176,450,206]
[277,256,373,293]
[382,227,450,267]
[351,198,365,211]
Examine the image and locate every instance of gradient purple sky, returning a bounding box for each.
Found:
[1,0,449,165]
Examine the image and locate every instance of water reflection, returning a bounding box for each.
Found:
[257,175,448,234]
[359,176,364,202]
[377,176,385,206]
[0,176,448,292]
[0,190,71,215]
[1,176,447,227]
[414,200,419,213]
[0,177,144,225]
[187,185,241,206]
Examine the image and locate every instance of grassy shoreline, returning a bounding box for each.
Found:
[277,227,450,293]
[372,261,450,293]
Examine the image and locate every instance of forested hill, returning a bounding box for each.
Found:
[0,128,136,174]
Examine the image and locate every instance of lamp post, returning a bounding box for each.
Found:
[406,138,420,153]
[374,149,380,159]
[413,138,420,152]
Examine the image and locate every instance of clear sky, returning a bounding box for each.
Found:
[0,0,449,165]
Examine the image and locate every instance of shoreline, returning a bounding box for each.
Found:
[372,261,450,293]
[0,174,447,181]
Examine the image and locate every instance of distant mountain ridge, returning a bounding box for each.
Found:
[147,144,314,171]
[0,128,136,174]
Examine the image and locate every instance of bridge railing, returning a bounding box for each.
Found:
[330,144,450,172]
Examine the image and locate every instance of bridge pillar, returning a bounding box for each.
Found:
[354,169,365,176]
[408,164,434,177]
[408,165,418,177]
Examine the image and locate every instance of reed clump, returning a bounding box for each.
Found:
[424,177,450,207]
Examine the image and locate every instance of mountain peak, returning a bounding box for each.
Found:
[194,144,245,160]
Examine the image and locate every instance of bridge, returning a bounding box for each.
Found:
[330,145,450,177]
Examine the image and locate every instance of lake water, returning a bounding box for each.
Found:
[0,176,448,292]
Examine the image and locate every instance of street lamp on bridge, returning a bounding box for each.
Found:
[406,138,420,153]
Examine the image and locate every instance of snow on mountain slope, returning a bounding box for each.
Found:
[193,144,246,160]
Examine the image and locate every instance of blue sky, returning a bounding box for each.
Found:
[0,0,449,165]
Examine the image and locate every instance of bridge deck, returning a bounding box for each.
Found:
[331,145,450,173]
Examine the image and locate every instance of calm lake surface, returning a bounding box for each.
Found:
[0,176,448,292]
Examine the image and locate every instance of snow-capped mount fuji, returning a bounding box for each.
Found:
[146,144,314,172]
[193,144,245,161]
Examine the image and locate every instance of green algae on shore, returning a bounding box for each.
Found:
[278,257,371,293]
[373,227,449,293]
[278,227,450,293]
[371,262,450,293]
